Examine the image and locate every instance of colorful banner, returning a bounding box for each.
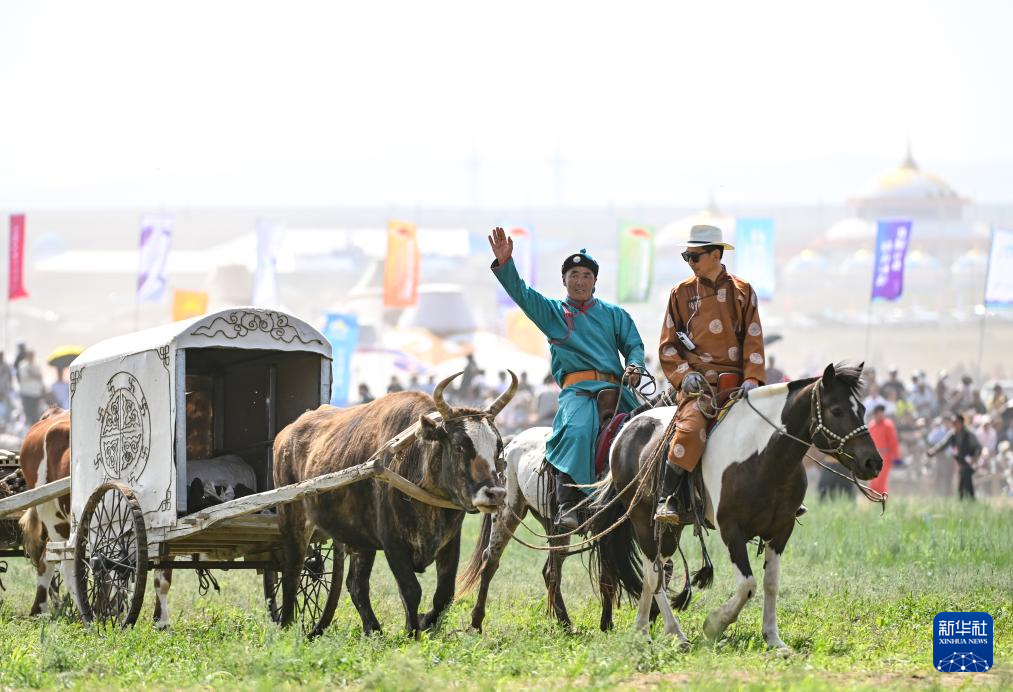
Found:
[984,227,1013,308]
[323,312,360,406]
[617,224,654,303]
[137,215,173,303]
[383,221,419,308]
[497,225,536,307]
[8,214,28,300]
[252,219,280,307]
[734,218,776,301]
[172,289,209,321]
[871,220,912,301]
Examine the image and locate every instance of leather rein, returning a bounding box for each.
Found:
[742,379,888,510]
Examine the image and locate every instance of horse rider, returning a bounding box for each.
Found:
[489,227,645,530]
[655,224,767,523]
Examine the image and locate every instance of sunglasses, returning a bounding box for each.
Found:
[681,250,710,263]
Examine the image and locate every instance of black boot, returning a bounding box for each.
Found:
[554,471,584,531]
[654,464,689,524]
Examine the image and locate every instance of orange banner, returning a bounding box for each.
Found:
[383,221,419,308]
[172,289,209,321]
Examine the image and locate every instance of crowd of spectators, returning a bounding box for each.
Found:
[0,342,71,439]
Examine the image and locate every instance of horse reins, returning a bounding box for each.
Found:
[742,380,888,510]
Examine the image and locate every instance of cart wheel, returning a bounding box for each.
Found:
[264,540,341,637]
[74,481,148,628]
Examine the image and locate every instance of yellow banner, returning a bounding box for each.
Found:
[172,289,209,321]
[384,221,420,308]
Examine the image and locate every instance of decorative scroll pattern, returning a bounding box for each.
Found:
[189,309,324,346]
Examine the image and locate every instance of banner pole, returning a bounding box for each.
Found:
[975,308,987,379]
[863,299,874,361]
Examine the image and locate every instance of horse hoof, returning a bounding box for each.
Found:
[703,613,724,641]
[769,642,791,656]
[675,638,691,653]
[154,621,171,632]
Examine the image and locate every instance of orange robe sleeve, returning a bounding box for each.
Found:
[739,284,766,385]
[659,288,691,389]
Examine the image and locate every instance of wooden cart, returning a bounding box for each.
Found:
[1,307,453,636]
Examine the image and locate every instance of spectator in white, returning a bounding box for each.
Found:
[935,371,950,414]
[407,374,422,392]
[862,382,891,422]
[765,355,786,384]
[17,350,46,424]
[950,375,985,415]
[908,371,936,419]
[50,366,70,410]
[975,417,998,456]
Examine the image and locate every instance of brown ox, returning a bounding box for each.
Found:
[17,407,72,615]
[274,371,516,636]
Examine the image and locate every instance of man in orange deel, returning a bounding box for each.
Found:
[655,224,767,523]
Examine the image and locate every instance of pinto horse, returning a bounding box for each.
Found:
[598,363,882,649]
[457,425,646,633]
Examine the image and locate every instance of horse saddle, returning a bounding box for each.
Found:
[591,388,624,476]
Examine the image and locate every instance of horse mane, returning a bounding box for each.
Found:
[787,361,864,397]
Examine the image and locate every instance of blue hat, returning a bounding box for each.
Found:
[561,248,599,277]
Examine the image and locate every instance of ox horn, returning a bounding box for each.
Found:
[486,369,519,419]
[432,371,462,420]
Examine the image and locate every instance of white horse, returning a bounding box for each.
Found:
[457,426,647,633]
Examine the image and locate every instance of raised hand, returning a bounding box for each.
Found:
[488,227,513,265]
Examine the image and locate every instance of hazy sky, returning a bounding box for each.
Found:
[2,0,1011,208]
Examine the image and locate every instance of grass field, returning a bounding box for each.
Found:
[0,497,1010,690]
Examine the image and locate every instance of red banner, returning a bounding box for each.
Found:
[383,221,419,308]
[8,214,28,300]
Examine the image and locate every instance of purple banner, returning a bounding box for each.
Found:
[871,220,912,301]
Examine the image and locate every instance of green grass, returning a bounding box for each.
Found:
[0,497,1010,690]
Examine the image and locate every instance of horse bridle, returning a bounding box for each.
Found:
[743,378,886,508]
[808,380,870,458]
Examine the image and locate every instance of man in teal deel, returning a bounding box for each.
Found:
[489,227,645,530]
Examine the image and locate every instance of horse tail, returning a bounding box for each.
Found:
[590,474,643,610]
[455,512,493,598]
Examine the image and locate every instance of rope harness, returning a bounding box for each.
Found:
[743,380,888,510]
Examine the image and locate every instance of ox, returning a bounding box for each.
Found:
[17,407,72,615]
[274,371,517,636]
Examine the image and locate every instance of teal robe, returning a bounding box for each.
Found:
[492,258,645,491]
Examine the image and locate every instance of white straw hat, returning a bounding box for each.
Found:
[675,224,734,250]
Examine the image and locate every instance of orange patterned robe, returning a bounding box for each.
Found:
[658,266,766,471]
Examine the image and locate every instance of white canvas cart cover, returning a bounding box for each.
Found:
[69,308,332,531]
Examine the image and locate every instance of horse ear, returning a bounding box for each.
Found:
[857,361,865,375]
[822,363,836,385]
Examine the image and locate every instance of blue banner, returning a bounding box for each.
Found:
[871,220,912,301]
[322,312,359,406]
[734,218,775,301]
[984,227,1013,308]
